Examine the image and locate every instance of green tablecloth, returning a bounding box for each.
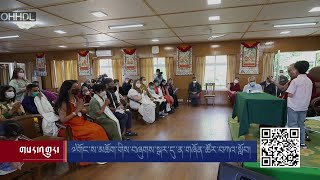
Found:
[232,92,287,136]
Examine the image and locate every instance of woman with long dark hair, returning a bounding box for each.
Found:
[9,68,30,102]
[55,80,108,142]
[0,85,25,121]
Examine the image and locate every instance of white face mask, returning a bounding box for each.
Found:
[18,73,24,78]
[136,83,141,88]
[99,91,106,98]
[193,81,197,83]
[5,92,15,99]
[234,79,239,84]
[143,81,147,85]
[85,91,90,95]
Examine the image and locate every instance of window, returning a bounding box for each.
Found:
[273,51,320,78]
[153,57,167,80]
[204,55,228,90]
[100,59,113,79]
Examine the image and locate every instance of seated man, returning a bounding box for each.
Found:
[188,77,202,106]
[32,81,57,104]
[103,78,137,138]
[22,84,40,114]
[228,77,241,105]
[243,76,263,93]
[260,76,277,96]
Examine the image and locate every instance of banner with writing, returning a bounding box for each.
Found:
[78,50,91,76]
[36,53,47,76]
[0,141,65,162]
[67,141,257,162]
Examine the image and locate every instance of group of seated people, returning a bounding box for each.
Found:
[0,68,180,148]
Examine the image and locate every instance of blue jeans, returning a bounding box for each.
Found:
[287,107,307,144]
[114,111,132,133]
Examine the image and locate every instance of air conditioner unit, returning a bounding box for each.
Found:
[96,50,112,57]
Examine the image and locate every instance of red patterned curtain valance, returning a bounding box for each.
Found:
[177,45,192,52]
[123,48,137,55]
[241,42,260,48]
[78,50,89,57]
[35,52,45,58]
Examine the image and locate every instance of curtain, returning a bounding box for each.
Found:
[140,58,154,83]
[112,59,123,84]
[262,53,275,81]
[195,57,206,86]
[92,58,100,79]
[165,57,174,80]
[227,54,237,84]
[51,60,78,88]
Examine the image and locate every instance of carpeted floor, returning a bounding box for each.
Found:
[229,117,320,168]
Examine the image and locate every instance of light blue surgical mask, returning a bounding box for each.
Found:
[249,82,256,87]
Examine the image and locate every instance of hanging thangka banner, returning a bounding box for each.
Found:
[35,52,47,76]
[176,45,192,76]
[123,48,138,76]
[239,42,260,74]
[78,50,91,76]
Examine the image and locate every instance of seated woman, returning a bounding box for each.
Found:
[160,79,174,112]
[228,77,241,105]
[168,78,179,108]
[154,80,171,113]
[55,80,108,142]
[78,84,92,104]
[148,82,168,117]
[0,85,25,121]
[88,84,122,141]
[127,80,155,124]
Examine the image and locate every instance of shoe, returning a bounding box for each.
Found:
[97,162,108,165]
[122,137,131,141]
[125,131,138,136]
[300,144,307,149]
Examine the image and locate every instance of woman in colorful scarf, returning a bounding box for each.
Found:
[0,85,25,121]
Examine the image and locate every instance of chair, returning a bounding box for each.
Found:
[203,83,215,106]
[127,97,144,123]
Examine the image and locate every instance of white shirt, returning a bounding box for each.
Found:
[286,74,312,111]
[127,89,141,110]
[243,83,263,93]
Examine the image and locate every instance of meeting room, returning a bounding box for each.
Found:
[0,0,320,180]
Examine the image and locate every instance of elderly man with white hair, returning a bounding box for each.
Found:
[243,76,263,93]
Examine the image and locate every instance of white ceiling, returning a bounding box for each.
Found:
[0,0,319,53]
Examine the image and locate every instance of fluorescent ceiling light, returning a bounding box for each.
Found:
[280,31,291,34]
[54,30,67,34]
[274,23,316,28]
[208,34,225,40]
[91,11,108,17]
[151,39,159,42]
[211,44,220,48]
[164,47,173,50]
[207,0,221,5]
[265,41,274,45]
[309,7,320,12]
[208,16,220,21]
[109,24,144,29]
[89,45,100,48]
[0,35,19,39]
[58,45,67,48]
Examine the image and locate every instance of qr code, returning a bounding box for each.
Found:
[260,128,300,168]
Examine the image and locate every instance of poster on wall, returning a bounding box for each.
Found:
[239,42,260,74]
[123,48,138,76]
[176,45,193,76]
[78,50,91,76]
[36,52,47,76]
